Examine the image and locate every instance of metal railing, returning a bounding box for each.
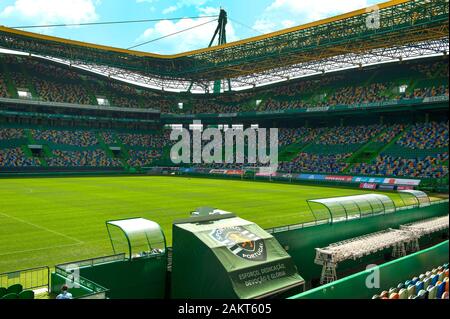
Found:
[0,266,50,291]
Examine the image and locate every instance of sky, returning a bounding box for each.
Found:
[0,0,382,55]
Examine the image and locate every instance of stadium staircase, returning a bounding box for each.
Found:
[279,142,309,162]
[18,64,39,98]
[96,132,129,169]
[342,126,409,173]
[85,80,100,106]
[23,129,48,167]
[0,61,18,98]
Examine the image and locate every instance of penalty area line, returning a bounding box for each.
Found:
[0,242,83,257]
[0,212,84,244]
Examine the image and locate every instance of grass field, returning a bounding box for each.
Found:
[0,175,407,273]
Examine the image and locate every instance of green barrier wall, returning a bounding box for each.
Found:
[78,256,167,299]
[272,202,449,285]
[290,240,449,299]
[51,273,106,299]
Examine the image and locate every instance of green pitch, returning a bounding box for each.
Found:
[0,176,404,273]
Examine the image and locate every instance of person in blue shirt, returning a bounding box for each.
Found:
[56,285,73,300]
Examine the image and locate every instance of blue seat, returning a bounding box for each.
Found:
[431,275,439,286]
[404,280,411,287]
[436,281,446,299]
[415,281,424,292]
[411,277,419,285]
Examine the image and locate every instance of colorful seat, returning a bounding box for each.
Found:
[380,290,389,298]
[431,275,439,286]
[423,277,431,289]
[416,289,428,299]
[389,287,397,295]
[398,288,408,299]
[437,281,446,298]
[407,285,416,297]
[427,285,437,299]
[389,293,399,299]
[415,281,424,292]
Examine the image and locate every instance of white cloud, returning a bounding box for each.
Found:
[281,20,295,28]
[135,16,238,54]
[253,19,277,34]
[162,6,178,15]
[197,6,220,16]
[162,0,209,15]
[267,0,369,23]
[0,0,99,25]
[252,0,371,35]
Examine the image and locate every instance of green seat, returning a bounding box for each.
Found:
[1,293,18,299]
[427,285,437,299]
[407,284,415,297]
[399,288,408,299]
[423,277,431,289]
[0,287,7,298]
[7,284,23,295]
[18,290,35,299]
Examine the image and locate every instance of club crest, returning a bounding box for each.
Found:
[209,226,267,261]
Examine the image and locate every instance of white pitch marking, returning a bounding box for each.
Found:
[0,242,83,257]
[0,212,84,244]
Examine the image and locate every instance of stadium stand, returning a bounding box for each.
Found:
[0,147,40,167]
[351,121,449,178]
[0,54,448,114]
[0,121,448,178]
[31,129,99,147]
[372,263,449,299]
[46,149,121,168]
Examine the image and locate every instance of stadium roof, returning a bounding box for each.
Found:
[0,0,448,92]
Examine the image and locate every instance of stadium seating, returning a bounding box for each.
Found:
[0,284,35,300]
[127,150,162,167]
[47,150,121,167]
[0,122,448,178]
[0,147,40,167]
[351,121,449,178]
[372,263,449,299]
[32,129,99,147]
[0,54,447,114]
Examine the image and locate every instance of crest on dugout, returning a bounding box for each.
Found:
[210,226,267,261]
